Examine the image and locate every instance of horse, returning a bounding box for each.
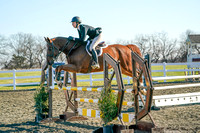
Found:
[44,37,143,88]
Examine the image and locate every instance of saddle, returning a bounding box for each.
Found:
[85,40,108,56]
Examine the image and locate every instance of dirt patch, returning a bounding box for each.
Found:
[0,83,200,132]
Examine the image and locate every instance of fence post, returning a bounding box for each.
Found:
[127,76,130,84]
[90,73,93,86]
[163,62,166,82]
[13,69,16,90]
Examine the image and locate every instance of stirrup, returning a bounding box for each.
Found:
[91,63,100,69]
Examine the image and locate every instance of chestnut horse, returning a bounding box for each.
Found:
[44,37,142,87]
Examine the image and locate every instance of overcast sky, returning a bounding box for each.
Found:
[1,0,200,43]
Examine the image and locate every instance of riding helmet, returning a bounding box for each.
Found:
[71,16,82,23]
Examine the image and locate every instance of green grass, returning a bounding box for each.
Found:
[0,65,194,90]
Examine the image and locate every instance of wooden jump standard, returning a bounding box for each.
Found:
[41,52,157,131]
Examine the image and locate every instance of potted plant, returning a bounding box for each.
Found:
[34,84,49,122]
[98,85,118,133]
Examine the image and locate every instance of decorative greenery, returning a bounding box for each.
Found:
[98,85,118,125]
[34,84,49,120]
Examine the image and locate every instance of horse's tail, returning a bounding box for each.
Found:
[126,44,142,57]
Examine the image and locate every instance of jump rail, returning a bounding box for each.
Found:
[145,55,200,107]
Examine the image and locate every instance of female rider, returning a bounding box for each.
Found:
[68,16,102,69]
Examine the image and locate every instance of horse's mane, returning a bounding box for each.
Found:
[52,36,87,49]
[51,36,68,41]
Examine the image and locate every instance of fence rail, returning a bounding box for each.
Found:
[0,62,200,90]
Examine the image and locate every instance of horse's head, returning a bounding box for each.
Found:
[44,37,60,65]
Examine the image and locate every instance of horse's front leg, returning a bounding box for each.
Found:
[55,64,80,88]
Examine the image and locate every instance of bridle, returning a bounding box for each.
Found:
[47,38,78,65]
[47,40,69,58]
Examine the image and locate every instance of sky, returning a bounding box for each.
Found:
[0,0,200,43]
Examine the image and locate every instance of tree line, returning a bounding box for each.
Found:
[0,30,194,70]
[117,31,189,63]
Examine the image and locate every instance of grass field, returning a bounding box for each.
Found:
[0,64,196,90]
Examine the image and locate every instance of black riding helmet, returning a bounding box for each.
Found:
[71,16,82,23]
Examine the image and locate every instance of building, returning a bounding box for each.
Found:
[186,34,200,68]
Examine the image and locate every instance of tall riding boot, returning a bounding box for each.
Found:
[91,49,100,69]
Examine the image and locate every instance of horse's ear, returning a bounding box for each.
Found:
[44,37,47,42]
[47,37,52,43]
[44,37,51,43]
[44,37,49,42]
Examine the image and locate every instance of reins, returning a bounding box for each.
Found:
[47,39,78,61]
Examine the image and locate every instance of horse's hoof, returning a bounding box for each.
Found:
[58,82,63,89]
[91,64,100,69]
[140,89,147,96]
[55,80,63,89]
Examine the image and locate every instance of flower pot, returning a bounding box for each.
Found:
[35,113,48,123]
[42,114,48,119]
[103,125,114,133]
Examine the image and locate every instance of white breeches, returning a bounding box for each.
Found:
[89,33,102,51]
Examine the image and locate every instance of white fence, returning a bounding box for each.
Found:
[0,62,200,90]
[0,69,41,90]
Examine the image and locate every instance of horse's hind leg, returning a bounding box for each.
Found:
[121,68,132,77]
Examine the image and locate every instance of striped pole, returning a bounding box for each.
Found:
[53,86,133,93]
[75,98,134,106]
[77,108,135,123]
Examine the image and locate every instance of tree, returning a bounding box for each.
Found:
[6,54,28,69]
[156,32,177,62]
[134,32,178,63]
[4,33,46,69]
[134,34,150,56]
[34,37,46,68]
[0,35,10,68]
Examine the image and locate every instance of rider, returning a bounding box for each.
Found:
[68,16,102,69]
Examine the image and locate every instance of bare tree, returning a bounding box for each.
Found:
[134,34,150,56]
[134,32,178,62]
[8,33,35,68]
[34,40,46,68]
[156,32,177,62]
[4,33,47,69]
[0,35,10,68]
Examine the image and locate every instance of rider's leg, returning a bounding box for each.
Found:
[91,49,99,68]
[89,33,102,51]
[89,33,102,69]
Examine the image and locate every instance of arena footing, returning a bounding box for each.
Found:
[93,121,164,133]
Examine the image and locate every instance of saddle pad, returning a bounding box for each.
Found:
[86,41,108,57]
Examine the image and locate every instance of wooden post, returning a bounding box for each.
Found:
[62,72,79,119]
[63,71,69,86]
[48,65,53,118]
[40,61,48,84]
[132,55,139,123]
[72,73,78,115]
[103,53,125,124]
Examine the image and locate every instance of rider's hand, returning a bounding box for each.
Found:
[68,36,75,41]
